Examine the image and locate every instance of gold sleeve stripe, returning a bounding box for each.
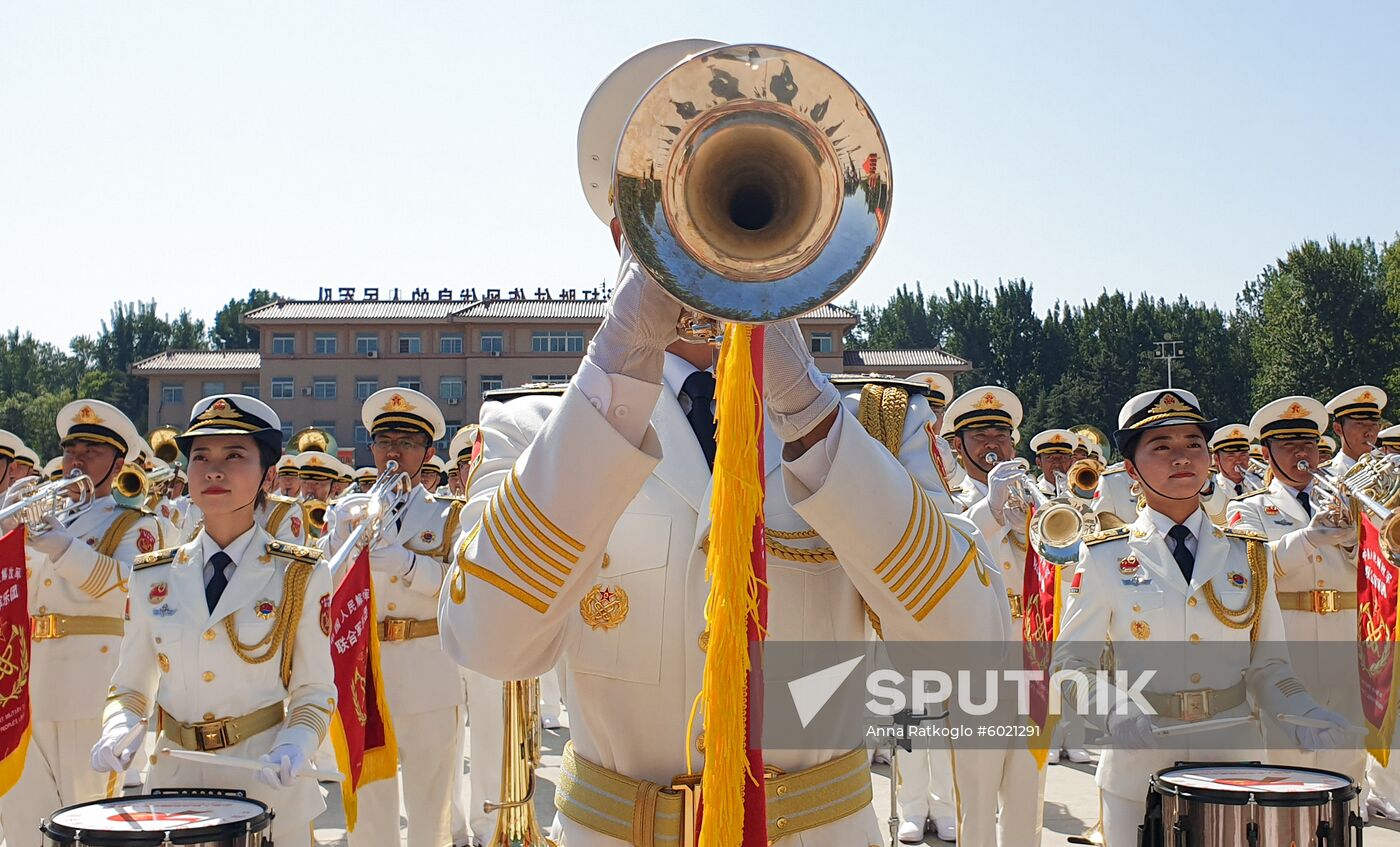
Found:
[483,501,565,591]
[460,560,548,614]
[875,477,929,579]
[501,475,578,569]
[1276,678,1307,697]
[912,540,979,621]
[896,519,952,605]
[888,506,949,596]
[507,469,584,553]
[481,514,560,600]
[81,554,118,597]
[495,483,575,576]
[105,690,150,719]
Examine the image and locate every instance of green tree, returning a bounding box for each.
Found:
[211,289,280,350]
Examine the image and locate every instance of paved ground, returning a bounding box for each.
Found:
[301,711,1400,846]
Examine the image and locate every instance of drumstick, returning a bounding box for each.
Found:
[160,747,345,781]
[115,718,149,755]
[1276,714,1368,736]
[1151,715,1254,737]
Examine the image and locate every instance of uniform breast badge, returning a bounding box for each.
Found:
[579,584,629,630]
[149,583,168,604]
[420,530,436,544]
[1227,572,1248,589]
[1118,556,1141,575]
[1264,505,1280,516]
[255,599,277,620]
[1131,620,1151,640]
[319,594,331,636]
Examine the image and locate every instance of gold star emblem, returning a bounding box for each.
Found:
[1148,393,1192,415]
[973,391,1003,410]
[384,393,416,413]
[73,405,103,425]
[1282,402,1310,420]
[579,584,629,630]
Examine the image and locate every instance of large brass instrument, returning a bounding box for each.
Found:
[287,426,338,456]
[0,472,95,533]
[148,425,183,465]
[1305,454,1400,554]
[1071,424,1110,459]
[607,43,891,323]
[1003,461,1085,564]
[303,499,329,536]
[322,462,412,576]
[1068,458,1102,500]
[485,678,549,847]
[112,462,176,510]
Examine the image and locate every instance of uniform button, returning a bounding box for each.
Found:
[698,630,709,652]
[614,405,630,419]
[389,575,399,583]
[1131,604,1142,613]
[38,606,46,614]
[43,578,52,587]
[775,817,788,830]
[387,603,397,611]
[154,636,162,644]
[695,732,705,753]
[1002,561,1012,571]
[1187,597,1197,607]
[203,630,215,641]
[149,755,158,766]
[202,671,215,682]
[775,782,788,796]
[99,645,108,653]
[1317,579,1326,587]
[203,712,216,721]
[1189,634,1200,643]
[1190,673,1201,684]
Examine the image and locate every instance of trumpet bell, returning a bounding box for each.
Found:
[1068,459,1102,500]
[614,44,891,322]
[1035,502,1085,565]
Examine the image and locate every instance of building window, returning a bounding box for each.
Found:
[398,377,422,391]
[241,382,260,398]
[480,332,504,354]
[271,377,294,400]
[530,374,570,383]
[161,383,184,405]
[440,333,464,355]
[440,377,464,402]
[531,330,584,353]
[809,333,833,354]
[355,378,378,401]
[280,421,294,442]
[480,375,504,396]
[437,421,461,453]
[314,333,337,355]
[201,381,225,396]
[354,425,370,448]
[313,377,337,400]
[271,334,295,355]
[356,333,379,356]
[398,333,422,354]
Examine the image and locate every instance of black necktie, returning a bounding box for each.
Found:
[1233,482,1243,496]
[1297,491,1313,518]
[680,370,718,470]
[206,551,232,613]
[1167,524,1195,583]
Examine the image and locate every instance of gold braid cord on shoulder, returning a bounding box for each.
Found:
[266,499,293,537]
[96,508,149,558]
[223,560,315,689]
[857,384,910,457]
[1201,539,1267,638]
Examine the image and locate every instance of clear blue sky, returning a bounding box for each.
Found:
[2,1,1396,348]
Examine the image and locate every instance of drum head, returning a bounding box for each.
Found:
[42,793,270,846]
[1152,764,1357,807]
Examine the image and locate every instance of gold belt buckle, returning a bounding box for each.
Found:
[1313,589,1339,615]
[382,617,410,642]
[192,719,230,751]
[30,613,58,640]
[1177,689,1211,723]
[669,773,702,847]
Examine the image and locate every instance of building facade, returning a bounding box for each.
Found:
[133,298,969,465]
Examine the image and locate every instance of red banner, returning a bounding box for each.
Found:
[0,526,29,794]
[1358,512,1399,764]
[1021,509,1060,767]
[328,547,396,830]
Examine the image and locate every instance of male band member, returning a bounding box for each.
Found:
[942,386,1022,510]
[0,430,20,487]
[12,445,40,481]
[1318,435,1338,464]
[1029,429,1076,496]
[295,451,337,504]
[323,388,476,847]
[353,466,377,493]
[1227,396,1365,786]
[1056,389,1350,846]
[440,61,1009,836]
[275,455,301,497]
[1378,424,1400,455]
[1209,424,1257,498]
[92,395,334,847]
[43,456,64,482]
[1324,385,1386,475]
[0,401,165,842]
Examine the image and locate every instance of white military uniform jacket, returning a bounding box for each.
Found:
[108,526,335,825]
[325,484,465,716]
[1091,465,1138,528]
[176,494,307,547]
[440,362,1009,847]
[1055,507,1316,801]
[29,494,164,721]
[956,475,988,511]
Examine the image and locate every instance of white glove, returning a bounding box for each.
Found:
[1105,703,1158,749]
[90,715,144,773]
[585,247,683,382]
[1302,508,1354,548]
[1294,706,1353,751]
[763,319,840,442]
[368,542,416,576]
[255,743,307,790]
[987,461,1027,527]
[27,517,76,560]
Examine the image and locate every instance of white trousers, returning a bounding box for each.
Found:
[895,741,955,822]
[0,719,108,847]
[1100,790,1142,847]
[348,705,464,847]
[464,666,505,843]
[950,744,1047,847]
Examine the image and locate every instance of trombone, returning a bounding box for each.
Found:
[1002,461,1086,564]
[323,461,413,578]
[0,472,95,535]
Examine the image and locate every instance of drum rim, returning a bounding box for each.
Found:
[1150,762,1358,807]
[40,791,271,845]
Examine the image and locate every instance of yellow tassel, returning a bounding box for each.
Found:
[696,324,764,847]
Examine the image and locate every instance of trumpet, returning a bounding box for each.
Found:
[1002,460,1085,564]
[112,463,176,510]
[323,462,413,577]
[0,472,95,534]
[303,500,329,536]
[1068,459,1102,500]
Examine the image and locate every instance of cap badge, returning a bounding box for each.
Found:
[73,405,103,425]
[197,398,239,420]
[973,391,1003,410]
[1149,394,1192,415]
[1282,402,1310,420]
[383,393,416,413]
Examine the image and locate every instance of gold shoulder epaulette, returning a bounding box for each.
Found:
[265,539,323,564]
[1223,527,1268,542]
[1230,487,1269,501]
[1083,526,1130,546]
[133,547,180,570]
[115,502,156,517]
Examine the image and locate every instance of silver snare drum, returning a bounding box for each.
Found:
[1142,763,1359,846]
[41,789,272,846]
